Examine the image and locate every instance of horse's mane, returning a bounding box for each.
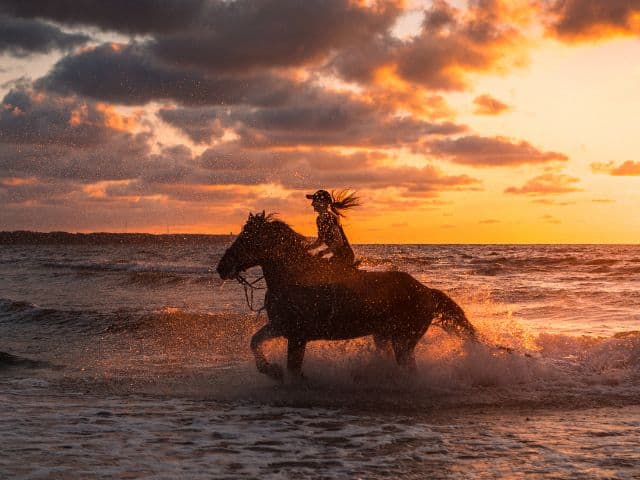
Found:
[256,214,335,273]
[247,212,347,279]
[265,217,308,250]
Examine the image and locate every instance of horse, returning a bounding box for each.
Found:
[216,212,478,382]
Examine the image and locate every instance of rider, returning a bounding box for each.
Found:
[306,189,360,268]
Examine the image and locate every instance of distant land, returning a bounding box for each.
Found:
[0,231,235,245]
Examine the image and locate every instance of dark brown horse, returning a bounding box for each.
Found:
[217,212,477,381]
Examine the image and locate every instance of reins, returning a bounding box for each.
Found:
[237,274,266,315]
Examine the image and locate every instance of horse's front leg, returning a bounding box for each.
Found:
[287,338,307,382]
[250,324,283,382]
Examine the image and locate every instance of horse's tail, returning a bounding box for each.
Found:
[430,289,478,342]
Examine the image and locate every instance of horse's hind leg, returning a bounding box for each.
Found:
[373,334,394,359]
[392,330,427,373]
[392,338,417,372]
[250,324,283,382]
[286,338,307,382]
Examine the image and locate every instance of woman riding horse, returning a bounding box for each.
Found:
[306,189,360,269]
[217,212,478,382]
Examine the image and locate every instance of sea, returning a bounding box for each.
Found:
[1,234,639,479]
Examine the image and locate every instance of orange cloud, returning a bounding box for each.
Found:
[543,0,640,42]
[473,94,510,115]
[541,214,561,224]
[396,0,531,89]
[82,180,132,199]
[532,198,575,206]
[96,103,138,132]
[591,160,640,176]
[369,65,454,118]
[505,173,581,195]
[428,135,568,167]
[0,176,38,186]
[331,0,532,92]
[68,104,88,126]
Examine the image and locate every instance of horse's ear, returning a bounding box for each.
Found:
[248,212,254,219]
[261,210,266,218]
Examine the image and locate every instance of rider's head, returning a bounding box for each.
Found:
[306,189,332,213]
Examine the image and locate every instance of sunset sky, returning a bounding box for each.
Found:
[0,0,639,243]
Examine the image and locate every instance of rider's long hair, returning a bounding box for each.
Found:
[330,190,361,217]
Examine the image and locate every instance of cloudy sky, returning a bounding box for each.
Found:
[0,0,639,242]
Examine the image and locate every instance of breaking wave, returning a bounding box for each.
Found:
[2,297,639,410]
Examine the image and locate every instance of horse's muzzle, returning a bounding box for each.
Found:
[216,255,240,280]
[216,261,238,280]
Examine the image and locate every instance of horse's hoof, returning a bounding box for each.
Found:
[265,364,284,382]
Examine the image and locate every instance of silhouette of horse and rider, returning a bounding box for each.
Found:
[217,190,477,382]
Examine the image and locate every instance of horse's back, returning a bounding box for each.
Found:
[265,269,424,339]
[357,269,426,296]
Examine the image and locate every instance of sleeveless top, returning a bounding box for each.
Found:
[316,211,355,265]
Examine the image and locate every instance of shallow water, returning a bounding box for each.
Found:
[1,238,639,478]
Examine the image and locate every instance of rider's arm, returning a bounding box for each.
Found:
[307,237,323,250]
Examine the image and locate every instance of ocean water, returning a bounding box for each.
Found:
[1,237,639,479]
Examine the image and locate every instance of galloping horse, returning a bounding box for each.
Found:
[217,212,477,381]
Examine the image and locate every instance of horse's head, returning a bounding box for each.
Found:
[217,211,302,280]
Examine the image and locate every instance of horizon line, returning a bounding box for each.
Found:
[1,230,638,246]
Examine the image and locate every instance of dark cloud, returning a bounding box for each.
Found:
[0,15,89,56]
[428,135,568,167]
[0,0,206,35]
[0,177,78,205]
[0,136,150,182]
[101,143,478,197]
[423,0,458,30]
[2,0,400,72]
[158,108,226,144]
[104,180,258,205]
[235,111,464,149]
[159,101,465,147]
[0,88,152,181]
[473,94,510,115]
[151,0,402,72]
[194,146,479,192]
[328,34,398,84]
[1,87,113,146]
[543,0,640,41]
[35,43,300,107]
[505,173,581,195]
[591,160,640,176]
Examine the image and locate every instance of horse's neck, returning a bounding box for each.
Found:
[261,255,345,290]
[261,250,312,289]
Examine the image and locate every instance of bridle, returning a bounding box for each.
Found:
[237,273,266,314]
